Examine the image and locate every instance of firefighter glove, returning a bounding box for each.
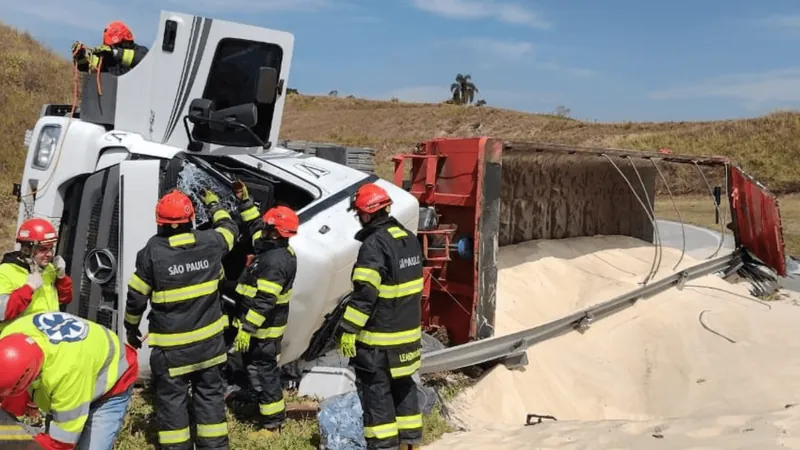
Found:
[93,44,112,55]
[338,332,356,358]
[233,327,251,353]
[52,255,66,278]
[127,327,143,349]
[233,179,249,201]
[201,189,220,206]
[26,272,43,291]
[71,41,86,58]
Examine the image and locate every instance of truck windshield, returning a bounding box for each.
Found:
[192,38,284,147]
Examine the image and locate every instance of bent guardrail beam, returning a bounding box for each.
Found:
[420,251,739,374]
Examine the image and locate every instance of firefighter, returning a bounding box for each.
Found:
[228,180,298,437]
[72,20,149,75]
[337,182,425,450]
[0,311,139,449]
[0,218,73,329]
[123,188,239,450]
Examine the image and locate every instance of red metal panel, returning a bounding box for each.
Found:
[729,166,787,276]
[392,137,500,345]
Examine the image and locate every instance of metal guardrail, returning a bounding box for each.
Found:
[420,251,739,374]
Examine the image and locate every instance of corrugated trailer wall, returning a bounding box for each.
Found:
[499,149,657,246]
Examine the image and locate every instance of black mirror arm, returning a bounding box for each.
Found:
[183,115,271,149]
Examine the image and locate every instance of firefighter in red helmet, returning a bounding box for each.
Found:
[124,188,239,450]
[72,20,149,75]
[337,182,425,449]
[0,218,72,331]
[225,181,299,437]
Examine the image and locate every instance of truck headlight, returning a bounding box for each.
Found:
[32,125,61,170]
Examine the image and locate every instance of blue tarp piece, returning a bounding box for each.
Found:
[317,390,367,450]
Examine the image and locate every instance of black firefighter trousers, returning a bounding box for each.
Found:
[351,346,423,449]
[243,337,286,429]
[151,348,229,450]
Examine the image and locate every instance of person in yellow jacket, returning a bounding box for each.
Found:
[0,218,73,329]
[0,311,139,450]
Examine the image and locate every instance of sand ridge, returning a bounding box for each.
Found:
[427,236,800,448]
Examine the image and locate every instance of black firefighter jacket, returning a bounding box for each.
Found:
[77,41,149,76]
[231,197,297,343]
[340,216,425,378]
[124,203,239,377]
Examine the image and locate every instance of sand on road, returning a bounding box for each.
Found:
[426,236,800,449]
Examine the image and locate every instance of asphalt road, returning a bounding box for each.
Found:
[655,219,734,261]
[655,219,800,292]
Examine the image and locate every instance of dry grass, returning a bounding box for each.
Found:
[281,95,800,194]
[655,194,800,257]
[0,24,74,242]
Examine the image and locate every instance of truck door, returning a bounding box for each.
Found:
[114,11,295,153]
[62,160,159,342]
[116,160,161,346]
[729,165,787,276]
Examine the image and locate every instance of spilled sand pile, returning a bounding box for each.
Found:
[426,235,800,449]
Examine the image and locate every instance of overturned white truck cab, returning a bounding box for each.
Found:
[14,11,419,380]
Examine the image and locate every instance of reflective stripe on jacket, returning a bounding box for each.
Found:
[0,253,59,326]
[341,217,424,354]
[0,312,131,445]
[124,204,239,377]
[235,198,297,341]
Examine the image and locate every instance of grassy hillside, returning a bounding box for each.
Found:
[0,24,74,239]
[281,95,800,193]
[1,20,798,237]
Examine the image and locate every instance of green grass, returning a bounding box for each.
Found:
[112,384,461,449]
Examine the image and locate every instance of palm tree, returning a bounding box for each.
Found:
[450,74,478,105]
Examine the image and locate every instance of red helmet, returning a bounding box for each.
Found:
[263,206,299,238]
[16,218,58,246]
[349,183,392,215]
[0,334,44,398]
[103,21,134,46]
[156,189,195,225]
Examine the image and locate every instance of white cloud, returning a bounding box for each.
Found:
[5,0,339,31]
[650,68,800,109]
[409,0,551,29]
[457,37,534,59]
[755,14,800,30]
[439,38,595,75]
[535,61,596,77]
[164,0,338,13]
[5,0,138,32]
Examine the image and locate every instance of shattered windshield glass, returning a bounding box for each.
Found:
[176,159,240,224]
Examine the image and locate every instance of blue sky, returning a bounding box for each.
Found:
[3,0,800,122]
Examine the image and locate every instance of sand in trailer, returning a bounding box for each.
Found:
[425,236,800,449]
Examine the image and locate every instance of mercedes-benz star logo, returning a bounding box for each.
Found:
[84,249,117,284]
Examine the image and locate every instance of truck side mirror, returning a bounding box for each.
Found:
[188,98,213,122]
[256,67,279,104]
[209,104,258,129]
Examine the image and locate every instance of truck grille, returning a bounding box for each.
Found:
[64,165,121,332]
